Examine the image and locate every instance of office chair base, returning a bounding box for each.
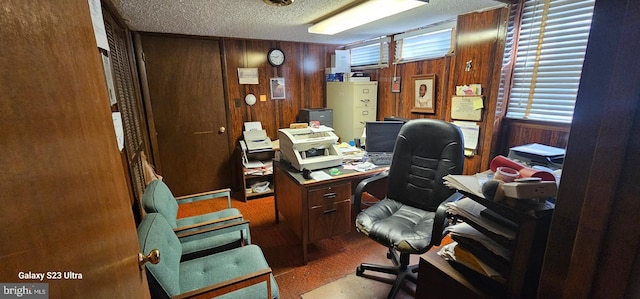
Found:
[356,249,418,299]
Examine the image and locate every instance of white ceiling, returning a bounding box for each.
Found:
[110,0,507,45]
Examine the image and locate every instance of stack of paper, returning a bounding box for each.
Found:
[438,241,506,284]
[445,222,512,261]
[243,160,273,176]
[443,174,487,198]
[453,121,479,154]
[445,198,516,241]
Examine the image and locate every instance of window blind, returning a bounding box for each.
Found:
[496,3,519,117]
[394,20,456,63]
[104,14,147,204]
[346,36,390,69]
[505,0,595,123]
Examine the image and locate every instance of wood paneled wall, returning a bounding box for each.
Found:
[497,119,571,156]
[361,8,511,174]
[223,39,338,146]
[130,6,570,188]
[127,8,514,186]
[450,8,510,173]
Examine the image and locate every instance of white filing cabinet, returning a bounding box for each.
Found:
[326,81,378,142]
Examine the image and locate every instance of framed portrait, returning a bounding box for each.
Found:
[270,77,286,100]
[410,74,436,114]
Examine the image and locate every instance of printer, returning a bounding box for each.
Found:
[241,121,273,151]
[278,127,343,171]
[508,143,565,169]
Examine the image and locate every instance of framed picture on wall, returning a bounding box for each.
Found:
[410,74,436,114]
[270,77,286,100]
[391,76,401,93]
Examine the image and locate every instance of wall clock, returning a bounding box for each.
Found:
[267,48,285,67]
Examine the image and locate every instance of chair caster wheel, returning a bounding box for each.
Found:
[356,266,364,276]
[386,251,393,259]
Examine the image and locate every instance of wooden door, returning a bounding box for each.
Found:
[0,1,149,298]
[138,34,231,196]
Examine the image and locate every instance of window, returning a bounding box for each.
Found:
[346,36,390,69]
[504,0,595,123]
[394,20,456,63]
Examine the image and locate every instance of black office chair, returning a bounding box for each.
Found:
[353,119,465,299]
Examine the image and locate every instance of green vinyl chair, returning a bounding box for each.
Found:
[138,213,279,299]
[142,179,250,260]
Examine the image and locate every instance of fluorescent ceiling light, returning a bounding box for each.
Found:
[308,0,427,35]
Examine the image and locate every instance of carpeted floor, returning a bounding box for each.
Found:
[177,195,418,298]
[301,273,392,299]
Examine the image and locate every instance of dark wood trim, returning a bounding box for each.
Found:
[538,0,640,297]
[502,118,571,132]
[496,118,570,156]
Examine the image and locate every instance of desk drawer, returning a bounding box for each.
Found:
[308,182,351,208]
[308,200,351,242]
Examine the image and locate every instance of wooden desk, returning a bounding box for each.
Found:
[273,161,387,264]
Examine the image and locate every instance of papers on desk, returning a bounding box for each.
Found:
[337,142,366,162]
[310,170,332,181]
[353,162,376,172]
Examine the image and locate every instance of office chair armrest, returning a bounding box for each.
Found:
[175,219,250,239]
[431,191,464,246]
[175,188,232,208]
[173,214,244,234]
[353,170,389,212]
[174,267,272,299]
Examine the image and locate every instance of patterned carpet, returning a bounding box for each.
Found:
[177,195,417,298]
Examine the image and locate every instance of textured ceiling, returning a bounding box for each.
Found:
[110,0,506,45]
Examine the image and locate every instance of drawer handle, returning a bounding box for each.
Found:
[324,209,337,214]
[323,193,337,199]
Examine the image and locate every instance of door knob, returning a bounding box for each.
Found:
[138,249,160,269]
[219,127,226,133]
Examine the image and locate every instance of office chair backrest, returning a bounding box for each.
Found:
[142,180,179,228]
[138,213,182,298]
[386,119,464,211]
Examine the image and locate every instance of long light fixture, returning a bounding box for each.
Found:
[308,0,428,35]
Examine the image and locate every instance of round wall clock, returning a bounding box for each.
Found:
[267,48,285,67]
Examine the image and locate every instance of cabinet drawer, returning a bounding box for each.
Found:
[308,200,351,242]
[354,97,375,108]
[353,107,376,122]
[308,183,351,207]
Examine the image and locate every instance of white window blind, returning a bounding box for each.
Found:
[496,3,519,117]
[394,20,456,63]
[346,36,390,69]
[505,0,595,123]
